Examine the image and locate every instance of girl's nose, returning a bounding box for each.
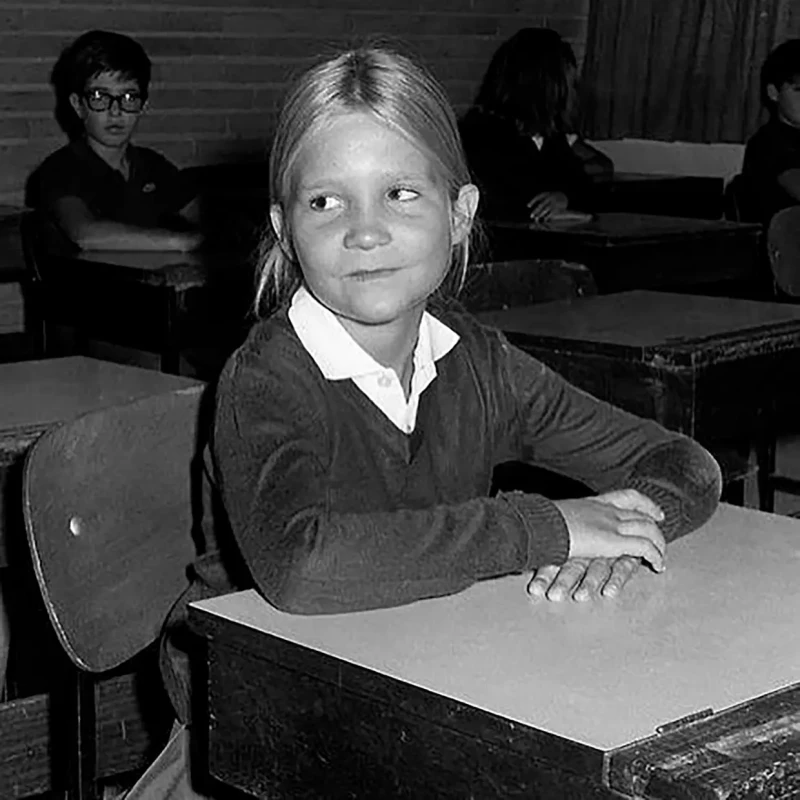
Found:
[343,204,391,250]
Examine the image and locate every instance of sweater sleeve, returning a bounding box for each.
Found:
[212,345,571,615]
[500,336,722,543]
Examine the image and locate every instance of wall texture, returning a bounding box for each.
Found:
[0,0,589,207]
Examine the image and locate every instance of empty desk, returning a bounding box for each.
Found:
[0,356,202,566]
[189,504,800,799]
[476,291,800,510]
[488,212,764,296]
[596,172,725,219]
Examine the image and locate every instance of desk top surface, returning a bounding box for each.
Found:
[493,211,760,242]
[49,248,254,289]
[476,290,800,355]
[609,172,723,185]
[0,356,201,444]
[193,504,800,752]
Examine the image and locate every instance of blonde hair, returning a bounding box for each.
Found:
[254,46,477,317]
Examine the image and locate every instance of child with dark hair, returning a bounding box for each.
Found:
[459,27,613,222]
[27,30,201,251]
[741,39,800,224]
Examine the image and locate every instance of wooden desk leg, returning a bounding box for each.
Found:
[158,289,181,376]
[68,670,99,800]
[756,419,777,514]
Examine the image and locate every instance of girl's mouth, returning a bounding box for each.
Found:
[349,268,399,281]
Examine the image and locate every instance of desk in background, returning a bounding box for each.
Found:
[476,291,800,510]
[596,172,725,219]
[0,356,201,566]
[488,212,764,296]
[36,246,254,377]
[190,504,800,799]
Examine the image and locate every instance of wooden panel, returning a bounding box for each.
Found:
[0,693,52,799]
[610,683,800,799]
[206,636,613,799]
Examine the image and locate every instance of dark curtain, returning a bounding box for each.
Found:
[581,0,799,143]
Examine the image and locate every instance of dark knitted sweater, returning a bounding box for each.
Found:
[161,305,721,721]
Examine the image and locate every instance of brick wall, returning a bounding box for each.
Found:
[0,0,589,207]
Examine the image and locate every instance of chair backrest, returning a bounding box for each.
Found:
[22,385,204,673]
[460,259,598,313]
[767,206,800,297]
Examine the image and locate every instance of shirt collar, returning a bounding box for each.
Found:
[288,285,459,381]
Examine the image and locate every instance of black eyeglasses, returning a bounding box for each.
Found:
[82,88,144,113]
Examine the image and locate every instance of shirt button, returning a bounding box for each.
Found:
[377,374,392,388]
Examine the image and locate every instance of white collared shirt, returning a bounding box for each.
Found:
[288,286,459,434]
[531,132,579,150]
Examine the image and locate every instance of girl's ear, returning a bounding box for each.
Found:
[269,203,295,260]
[451,183,480,245]
[269,203,286,243]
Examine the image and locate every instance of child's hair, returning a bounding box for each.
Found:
[760,39,800,112]
[254,46,477,317]
[473,27,577,137]
[51,30,152,137]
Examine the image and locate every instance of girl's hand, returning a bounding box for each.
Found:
[527,191,569,222]
[553,489,667,572]
[527,555,639,602]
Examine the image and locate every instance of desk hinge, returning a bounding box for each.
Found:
[655,706,714,735]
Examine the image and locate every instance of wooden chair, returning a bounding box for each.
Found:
[22,384,204,798]
[459,258,597,313]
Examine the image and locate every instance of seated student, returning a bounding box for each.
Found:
[27,30,201,251]
[741,39,800,224]
[125,46,721,799]
[459,27,614,223]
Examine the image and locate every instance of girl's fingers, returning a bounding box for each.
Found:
[617,523,666,572]
[600,556,639,598]
[526,564,560,601]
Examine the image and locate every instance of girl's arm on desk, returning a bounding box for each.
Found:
[52,195,203,251]
[211,315,720,615]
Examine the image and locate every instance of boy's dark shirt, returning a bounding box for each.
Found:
[159,306,722,723]
[27,138,186,232]
[459,107,594,221]
[742,117,800,223]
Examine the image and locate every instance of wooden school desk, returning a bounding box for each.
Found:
[36,246,254,376]
[0,356,202,567]
[476,290,800,510]
[189,504,800,799]
[595,172,725,219]
[487,212,764,296]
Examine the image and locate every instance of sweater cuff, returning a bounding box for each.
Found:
[500,491,571,567]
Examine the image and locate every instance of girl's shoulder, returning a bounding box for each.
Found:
[218,309,321,396]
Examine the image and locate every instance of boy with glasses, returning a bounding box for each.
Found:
[28,30,202,251]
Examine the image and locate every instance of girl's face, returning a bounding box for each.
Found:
[273,112,477,332]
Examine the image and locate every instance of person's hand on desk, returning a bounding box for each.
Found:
[527,191,569,222]
[528,489,666,602]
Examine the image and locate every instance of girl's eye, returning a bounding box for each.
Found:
[387,187,420,202]
[308,195,342,212]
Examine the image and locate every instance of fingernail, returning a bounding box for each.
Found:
[602,586,617,598]
[575,590,589,602]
